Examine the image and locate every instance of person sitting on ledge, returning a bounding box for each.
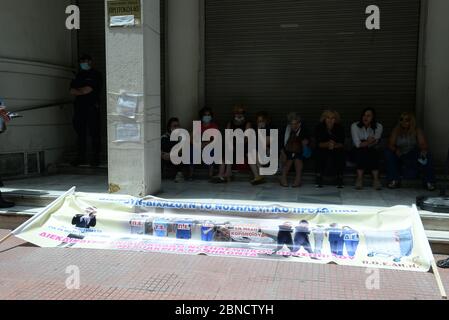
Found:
[385,112,436,191]
[314,109,346,188]
[351,108,383,190]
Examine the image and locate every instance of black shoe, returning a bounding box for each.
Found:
[336,176,344,189]
[315,176,323,188]
[437,258,449,269]
[0,198,15,209]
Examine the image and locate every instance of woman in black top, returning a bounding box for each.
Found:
[314,110,346,188]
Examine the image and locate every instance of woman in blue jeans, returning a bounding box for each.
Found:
[385,112,436,191]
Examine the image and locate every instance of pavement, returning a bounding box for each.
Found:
[1,173,448,300]
[0,230,448,300]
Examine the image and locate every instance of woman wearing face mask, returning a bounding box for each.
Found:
[198,107,219,178]
[211,104,252,183]
[351,108,383,190]
[385,112,436,191]
[161,118,191,182]
[249,112,273,185]
[280,113,310,188]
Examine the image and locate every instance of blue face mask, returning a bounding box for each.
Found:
[202,115,212,124]
[80,63,91,71]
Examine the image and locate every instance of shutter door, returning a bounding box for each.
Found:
[205,0,421,135]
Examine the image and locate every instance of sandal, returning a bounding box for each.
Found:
[280,177,289,187]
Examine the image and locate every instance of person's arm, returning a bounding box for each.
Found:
[416,129,429,154]
[315,124,329,149]
[70,86,93,96]
[351,123,362,148]
[373,123,383,145]
[388,128,399,152]
[334,126,345,149]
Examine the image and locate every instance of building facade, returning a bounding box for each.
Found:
[0,0,448,196]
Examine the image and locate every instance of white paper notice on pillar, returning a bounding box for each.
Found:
[117,93,141,118]
[110,15,135,27]
[114,123,141,143]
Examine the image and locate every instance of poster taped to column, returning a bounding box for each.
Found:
[12,188,434,272]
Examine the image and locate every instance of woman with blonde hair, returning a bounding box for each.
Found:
[385,112,435,191]
[314,110,346,188]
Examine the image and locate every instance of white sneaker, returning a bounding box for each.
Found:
[174,172,185,183]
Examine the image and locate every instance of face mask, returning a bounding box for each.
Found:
[202,115,212,124]
[234,116,245,124]
[80,63,91,71]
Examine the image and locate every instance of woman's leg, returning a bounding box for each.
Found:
[402,150,419,180]
[293,159,304,187]
[420,152,436,185]
[385,149,401,184]
[281,160,293,186]
[355,148,366,189]
[334,149,346,187]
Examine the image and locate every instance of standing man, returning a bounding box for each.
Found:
[70,54,102,167]
[0,100,15,208]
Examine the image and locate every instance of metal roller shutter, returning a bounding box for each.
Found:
[205,0,421,136]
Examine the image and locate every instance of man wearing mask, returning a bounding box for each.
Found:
[0,100,15,208]
[70,54,102,167]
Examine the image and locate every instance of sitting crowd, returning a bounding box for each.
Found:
[162,105,437,192]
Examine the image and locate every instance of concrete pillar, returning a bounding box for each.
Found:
[421,0,449,163]
[105,0,161,197]
[166,0,202,129]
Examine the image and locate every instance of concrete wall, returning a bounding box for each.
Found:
[166,0,202,130]
[105,0,161,196]
[0,0,77,170]
[422,0,449,164]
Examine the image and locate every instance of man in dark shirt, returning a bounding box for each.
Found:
[314,110,346,188]
[70,54,102,167]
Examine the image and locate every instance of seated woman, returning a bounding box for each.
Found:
[249,111,274,186]
[161,117,191,183]
[211,104,252,183]
[280,112,311,188]
[195,107,219,179]
[314,110,346,188]
[385,112,436,191]
[351,108,383,190]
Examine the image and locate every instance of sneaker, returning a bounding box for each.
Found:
[373,179,382,190]
[315,176,323,188]
[210,176,227,184]
[336,176,344,189]
[387,180,400,189]
[426,182,436,192]
[174,172,185,183]
[251,177,266,186]
[437,258,449,269]
[355,177,363,190]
